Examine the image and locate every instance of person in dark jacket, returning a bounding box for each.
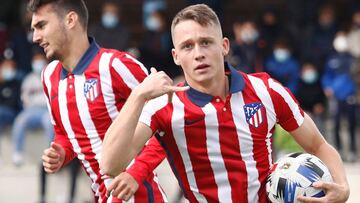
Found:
[322,31,357,161]
[297,62,326,133]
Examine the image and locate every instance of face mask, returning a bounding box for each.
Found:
[333,36,348,52]
[1,67,16,81]
[240,29,259,43]
[32,60,46,74]
[102,12,119,29]
[274,48,290,62]
[302,69,318,84]
[146,16,161,31]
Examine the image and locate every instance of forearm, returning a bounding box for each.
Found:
[126,137,166,184]
[101,88,147,176]
[314,143,349,189]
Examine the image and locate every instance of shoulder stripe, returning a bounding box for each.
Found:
[112,58,141,90]
[99,52,118,121]
[268,78,304,127]
[125,54,149,75]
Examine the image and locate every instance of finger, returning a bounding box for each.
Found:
[112,182,127,197]
[117,187,131,201]
[101,174,111,180]
[50,142,63,152]
[107,180,118,195]
[150,67,157,74]
[122,192,133,201]
[42,154,60,164]
[167,85,190,92]
[43,162,57,173]
[44,149,60,159]
[44,167,55,173]
[297,195,324,203]
[312,181,332,190]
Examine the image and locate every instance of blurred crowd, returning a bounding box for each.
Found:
[0,0,360,201]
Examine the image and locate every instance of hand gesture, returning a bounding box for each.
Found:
[297,181,349,203]
[105,172,139,201]
[136,67,189,101]
[42,142,65,173]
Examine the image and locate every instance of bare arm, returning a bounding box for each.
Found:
[290,113,349,202]
[101,68,189,176]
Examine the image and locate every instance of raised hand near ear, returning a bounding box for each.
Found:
[136,67,189,101]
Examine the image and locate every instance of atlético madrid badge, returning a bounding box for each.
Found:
[84,78,100,102]
[243,102,265,128]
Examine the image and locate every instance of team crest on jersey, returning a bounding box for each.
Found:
[243,102,265,128]
[84,78,100,102]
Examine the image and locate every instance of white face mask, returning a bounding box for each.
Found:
[146,16,161,31]
[240,29,259,43]
[102,12,119,29]
[302,69,318,84]
[1,67,16,81]
[333,36,348,52]
[274,48,290,62]
[32,59,46,74]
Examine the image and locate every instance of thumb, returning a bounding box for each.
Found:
[51,142,63,152]
[150,67,157,74]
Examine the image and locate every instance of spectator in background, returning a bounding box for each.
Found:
[257,6,282,59]
[11,50,52,166]
[302,4,337,73]
[322,31,357,162]
[0,54,21,136]
[9,2,36,77]
[10,49,81,203]
[264,37,300,94]
[348,8,360,108]
[89,0,129,51]
[140,9,181,79]
[228,18,262,73]
[296,61,326,134]
[143,0,166,29]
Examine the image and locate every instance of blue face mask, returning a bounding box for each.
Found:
[32,60,47,74]
[102,12,119,29]
[1,67,16,81]
[145,16,161,32]
[302,69,318,84]
[274,49,290,62]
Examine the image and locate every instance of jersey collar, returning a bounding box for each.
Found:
[60,37,100,79]
[186,62,245,107]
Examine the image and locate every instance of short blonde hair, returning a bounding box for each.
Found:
[171,4,221,37]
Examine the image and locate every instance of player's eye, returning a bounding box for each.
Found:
[182,43,193,50]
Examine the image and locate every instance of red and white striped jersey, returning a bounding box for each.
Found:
[139,63,305,203]
[41,38,167,203]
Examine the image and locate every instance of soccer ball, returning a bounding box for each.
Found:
[266,152,333,203]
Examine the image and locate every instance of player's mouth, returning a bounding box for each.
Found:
[195,64,210,70]
[40,43,49,52]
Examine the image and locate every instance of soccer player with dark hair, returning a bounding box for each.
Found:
[29,0,167,202]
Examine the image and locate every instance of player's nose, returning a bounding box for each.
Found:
[32,30,42,44]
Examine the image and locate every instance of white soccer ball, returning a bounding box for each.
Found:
[266,152,333,203]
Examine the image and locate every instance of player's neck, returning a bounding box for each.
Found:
[62,33,90,72]
[190,75,229,100]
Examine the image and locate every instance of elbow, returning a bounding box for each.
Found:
[100,159,121,177]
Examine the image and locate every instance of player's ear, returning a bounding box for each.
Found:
[222,37,230,56]
[172,48,180,66]
[65,11,78,29]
